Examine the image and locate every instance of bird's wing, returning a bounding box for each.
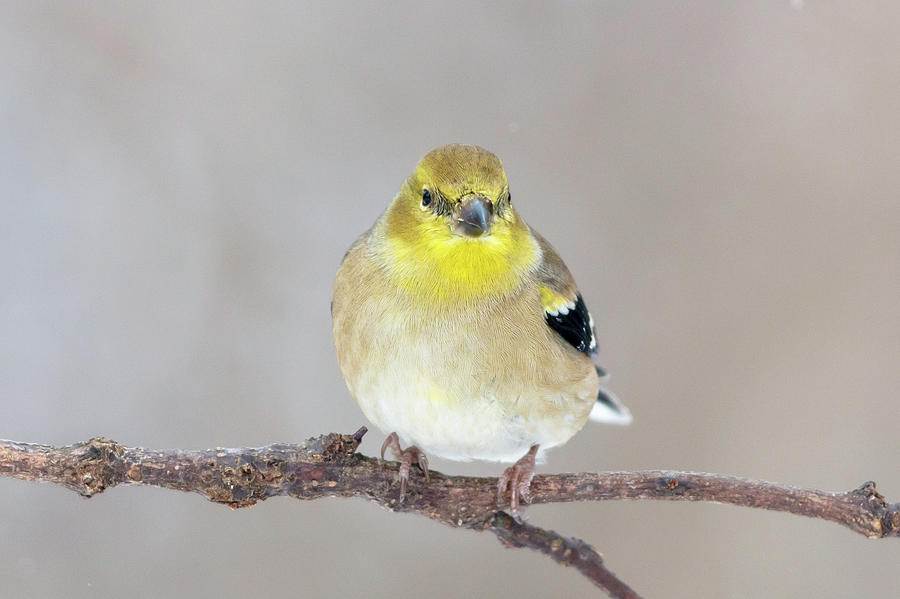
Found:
[533,230,598,357]
[533,230,631,425]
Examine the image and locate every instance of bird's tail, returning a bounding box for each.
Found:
[589,366,632,425]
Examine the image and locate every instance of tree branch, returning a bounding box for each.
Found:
[1,429,897,597]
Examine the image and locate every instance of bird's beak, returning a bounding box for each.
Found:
[453,196,493,238]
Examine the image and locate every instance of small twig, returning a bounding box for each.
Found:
[490,512,642,598]
[1,430,898,597]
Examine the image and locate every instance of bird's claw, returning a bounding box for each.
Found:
[381,432,429,503]
[497,444,539,514]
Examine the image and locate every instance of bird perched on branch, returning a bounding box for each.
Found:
[332,145,631,511]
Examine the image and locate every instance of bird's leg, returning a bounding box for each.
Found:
[380,432,429,503]
[497,444,539,513]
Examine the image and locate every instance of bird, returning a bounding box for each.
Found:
[331,144,631,511]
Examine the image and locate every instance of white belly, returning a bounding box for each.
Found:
[351,350,589,463]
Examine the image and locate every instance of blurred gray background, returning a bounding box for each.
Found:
[1,2,898,598]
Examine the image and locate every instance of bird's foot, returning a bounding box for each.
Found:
[497,444,539,514]
[380,432,429,503]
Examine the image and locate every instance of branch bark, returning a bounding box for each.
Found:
[1,429,897,598]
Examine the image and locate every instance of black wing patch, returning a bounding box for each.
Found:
[545,294,598,356]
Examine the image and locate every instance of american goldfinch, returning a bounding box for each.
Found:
[332,145,631,510]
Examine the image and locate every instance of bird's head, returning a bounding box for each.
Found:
[389,144,516,241]
[383,145,539,302]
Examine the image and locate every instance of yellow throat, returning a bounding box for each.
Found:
[384,203,539,303]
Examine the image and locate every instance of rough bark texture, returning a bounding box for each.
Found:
[2,429,898,597]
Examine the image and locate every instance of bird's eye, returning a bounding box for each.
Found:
[422,189,432,207]
[507,192,512,204]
